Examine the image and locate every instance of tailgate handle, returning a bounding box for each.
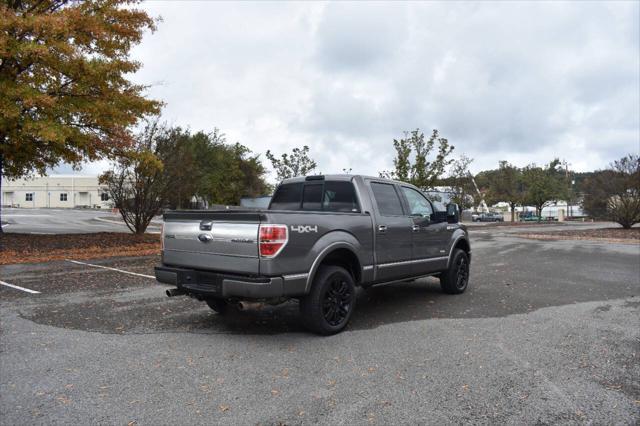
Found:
[200,220,213,231]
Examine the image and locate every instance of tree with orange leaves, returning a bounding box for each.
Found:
[0,0,162,231]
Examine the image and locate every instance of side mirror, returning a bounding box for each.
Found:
[446,203,459,223]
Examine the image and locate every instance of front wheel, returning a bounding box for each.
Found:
[300,265,356,335]
[440,249,470,294]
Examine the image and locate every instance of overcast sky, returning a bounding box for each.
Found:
[61,1,639,181]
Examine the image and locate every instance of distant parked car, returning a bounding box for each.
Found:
[472,212,504,222]
[519,211,541,221]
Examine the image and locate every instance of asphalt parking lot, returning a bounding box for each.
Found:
[1,229,638,424]
[1,207,161,234]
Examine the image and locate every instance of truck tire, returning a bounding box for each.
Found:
[205,298,228,314]
[440,249,470,294]
[300,265,356,335]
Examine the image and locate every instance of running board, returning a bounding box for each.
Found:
[366,273,439,289]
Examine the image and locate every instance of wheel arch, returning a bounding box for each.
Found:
[305,241,363,292]
[447,234,471,268]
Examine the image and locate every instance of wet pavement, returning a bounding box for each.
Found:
[0,229,638,424]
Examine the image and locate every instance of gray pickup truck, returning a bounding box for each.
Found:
[155,174,471,334]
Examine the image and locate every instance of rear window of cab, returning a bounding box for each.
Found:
[269,181,360,213]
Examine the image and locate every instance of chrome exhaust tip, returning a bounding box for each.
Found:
[166,288,186,297]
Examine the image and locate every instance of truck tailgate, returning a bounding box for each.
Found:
[162,212,262,274]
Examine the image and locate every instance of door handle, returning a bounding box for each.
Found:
[412,225,420,232]
[378,225,387,233]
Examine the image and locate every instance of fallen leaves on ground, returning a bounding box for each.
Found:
[55,395,71,405]
[517,227,640,243]
[0,232,161,264]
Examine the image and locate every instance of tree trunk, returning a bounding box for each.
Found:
[619,219,632,229]
[510,203,516,222]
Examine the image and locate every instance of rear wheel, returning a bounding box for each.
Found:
[205,298,228,314]
[440,249,470,294]
[300,265,356,335]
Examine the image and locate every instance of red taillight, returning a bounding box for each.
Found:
[259,224,288,258]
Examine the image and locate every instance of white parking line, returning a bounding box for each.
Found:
[0,280,41,294]
[65,259,156,279]
[93,216,130,226]
[2,214,51,217]
[94,216,162,228]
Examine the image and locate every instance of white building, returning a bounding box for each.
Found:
[1,175,111,209]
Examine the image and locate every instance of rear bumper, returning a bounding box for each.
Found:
[155,266,285,299]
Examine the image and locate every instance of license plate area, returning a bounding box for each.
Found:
[178,270,223,296]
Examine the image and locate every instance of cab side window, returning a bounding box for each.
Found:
[322,181,360,212]
[371,182,405,216]
[269,183,303,210]
[401,187,433,217]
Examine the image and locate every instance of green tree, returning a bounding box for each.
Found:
[582,169,616,222]
[446,154,474,210]
[0,0,161,231]
[380,129,454,190]
[522,159,568,221]
[582,154,640,229]
[266,145,317,181]
[235,144,272,201]
[156,127,270,208]
[473,168,498,207]
[154,127,200,209]
[100,120,166,234]
[101,123,272,232]
[488,161,524,222]
[389,136,412,182]
[201,142,270,205]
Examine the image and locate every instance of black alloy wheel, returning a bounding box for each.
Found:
[322,276,353,327]
[440,248,470,294]
[300,265,356,335]
[454,255,469,290]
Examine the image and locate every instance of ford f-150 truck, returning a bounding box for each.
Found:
[155,175,471,334]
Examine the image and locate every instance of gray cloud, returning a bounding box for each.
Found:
[114,1,640,181]
[314,3,409,71]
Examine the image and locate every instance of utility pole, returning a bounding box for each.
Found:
[563,160,573,218]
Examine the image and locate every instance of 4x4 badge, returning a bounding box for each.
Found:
[291,225,318,233]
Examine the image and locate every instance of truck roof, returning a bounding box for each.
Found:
[280,174,408,186]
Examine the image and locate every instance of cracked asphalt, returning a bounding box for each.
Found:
[0,229,638,424]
